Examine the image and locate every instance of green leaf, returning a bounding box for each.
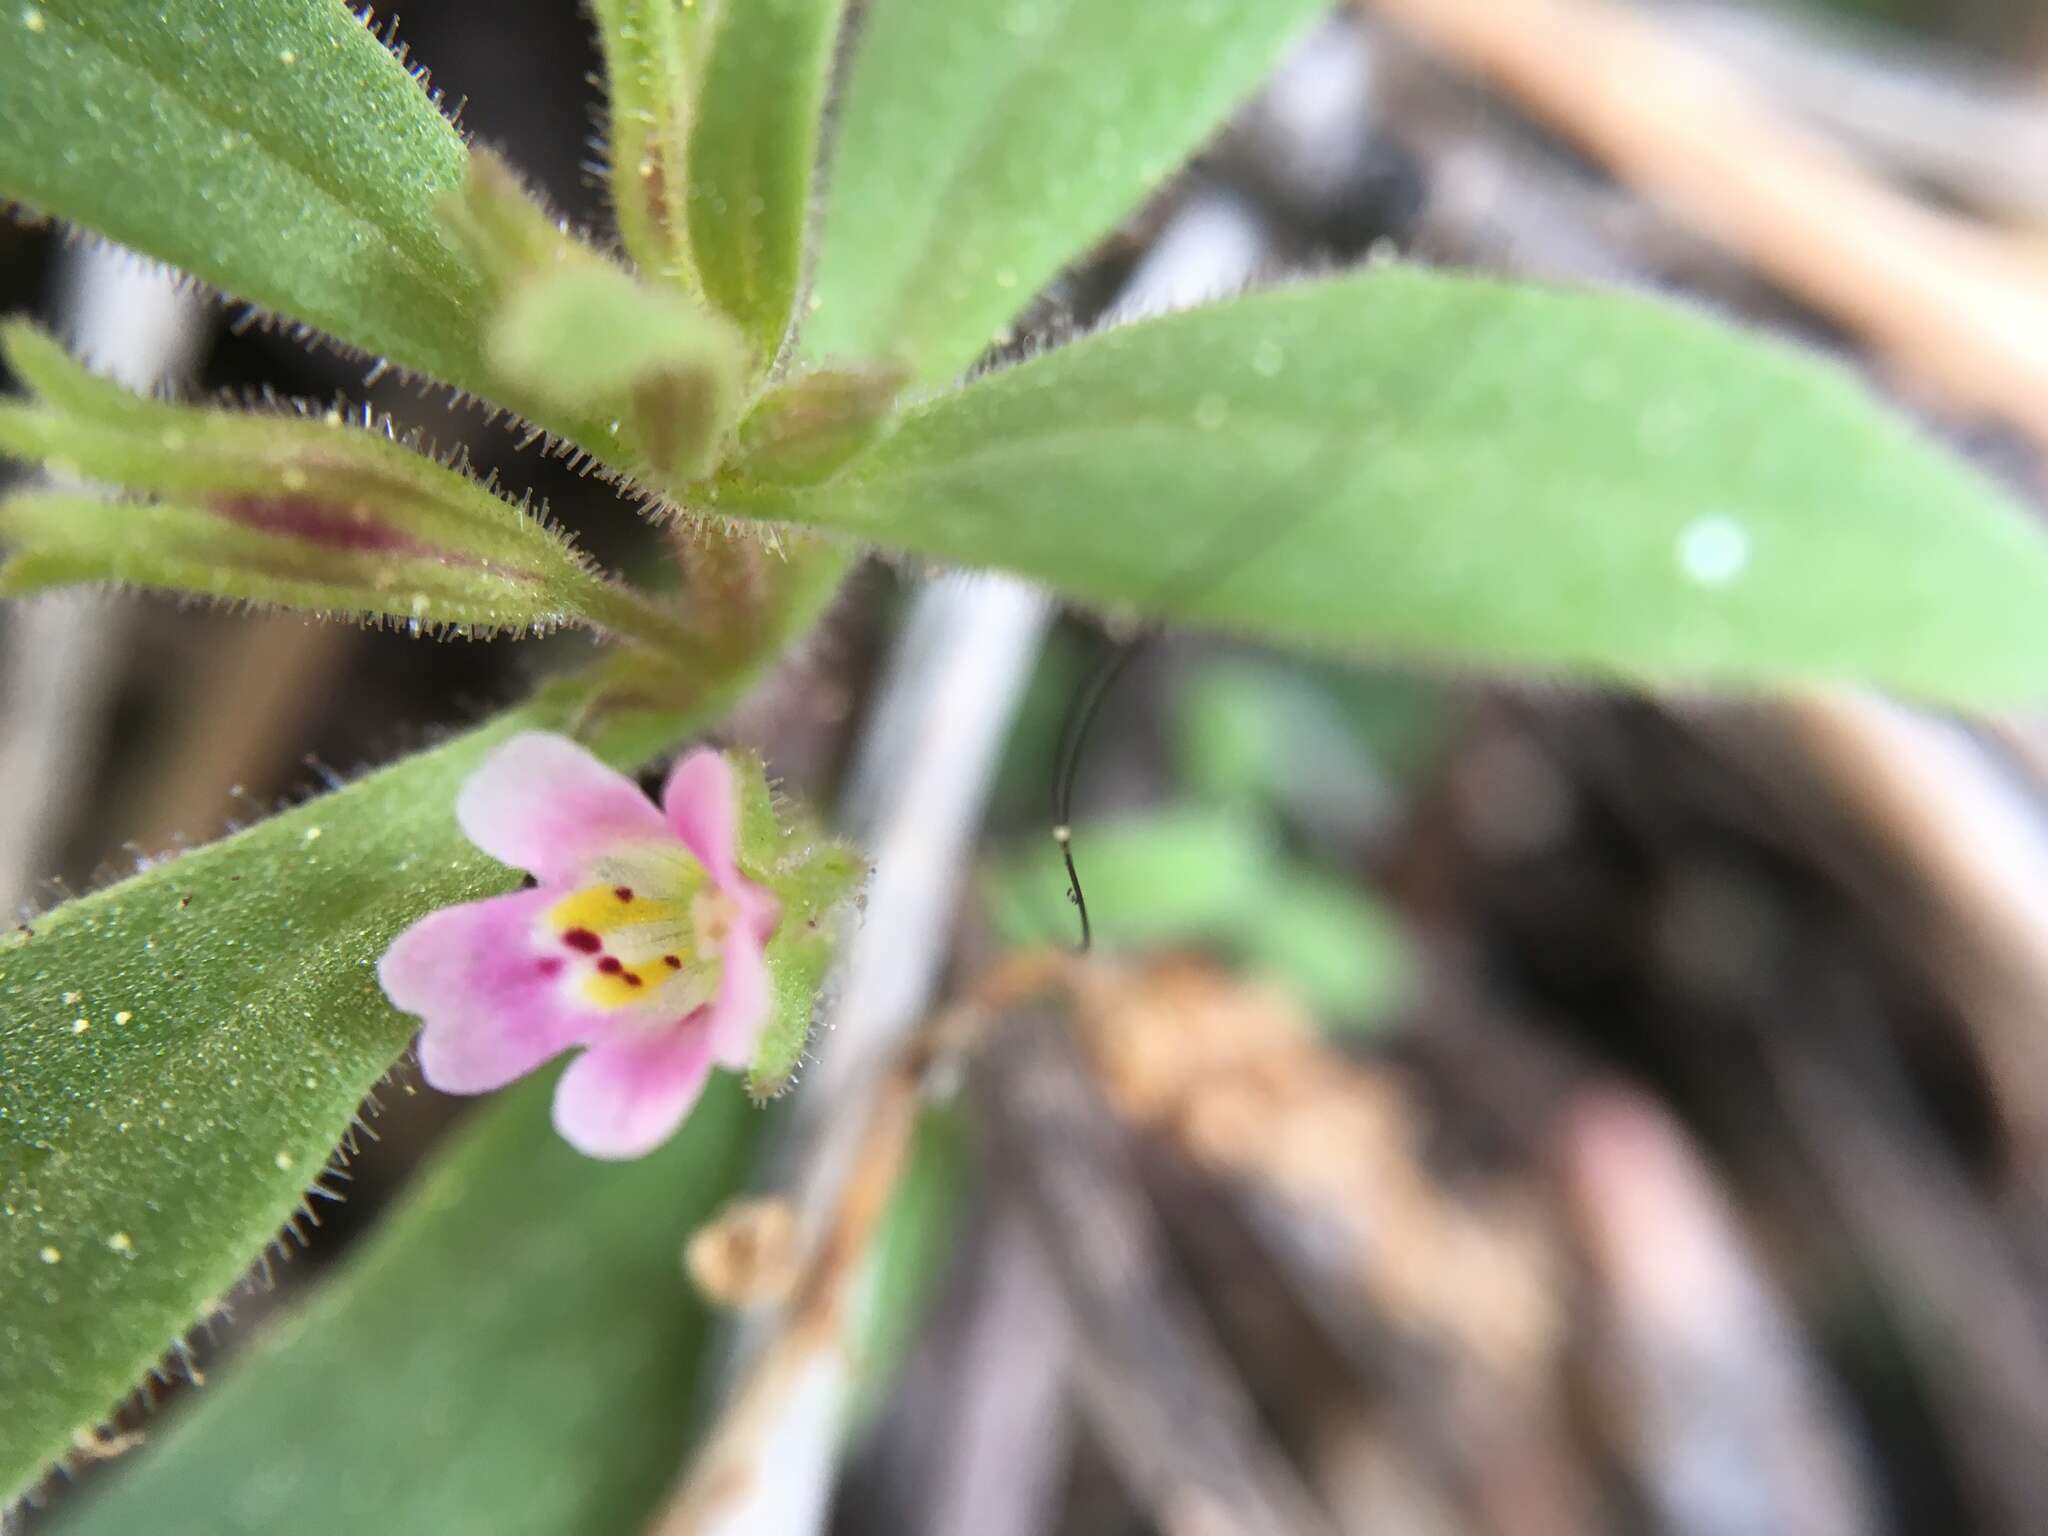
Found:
[0,684,713,1505]
[987,805,1409,1022]
[590,0,715,296]
[1,0,488,391]
[985,806,1278,950]
[52,1072,765,1536]
[1238,868,1410,1026]
[685,0,849,362]
[803,0,1326,382]
[488,265,749,485]
[722,268,2048,703]
[1174,658,1394,825]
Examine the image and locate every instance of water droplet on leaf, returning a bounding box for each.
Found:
[1677,516,1750,586]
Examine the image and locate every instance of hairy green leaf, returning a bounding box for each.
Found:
[1,0,488,389]
[686,0,848,361]
[53,1073,763,1536]
[804,0,1326,381]
[0,684,715,1505]
[725,269,2048,702]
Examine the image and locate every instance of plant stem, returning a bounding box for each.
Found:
[565,569,717,667]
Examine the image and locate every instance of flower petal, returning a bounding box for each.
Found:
[458,731,669,884]
[552,1022,716,1159]
[662,747,741,883]
[707,928,774,1070]
[733,880,781,947]
[380,888,603,1094]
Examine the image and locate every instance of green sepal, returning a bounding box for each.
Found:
[727,750,866,1098]
[0,324,690,650]
[590,0,843,367]
[487,265,749,486]
[589,0,716,297]
[0,493,563,633]
[436,148,602,303]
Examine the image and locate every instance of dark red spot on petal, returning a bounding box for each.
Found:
[623,971,644,988]
[563,928,602,953]
[597,956,624,974]
[536,957,563,977]
[663,954,682,969]
[614,886,634,902]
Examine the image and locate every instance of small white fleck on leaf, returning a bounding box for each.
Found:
[1677,516,1751,586]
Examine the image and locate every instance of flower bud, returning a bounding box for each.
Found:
[732,364,906,486]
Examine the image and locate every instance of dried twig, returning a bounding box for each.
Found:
[1078,957,1592,1536]
[1691,694,2048,1152]
[1657,0,2048,223]
[913,1203,1077,1536]
[645,1017,946,1536]
[1764,1046,2048,1535]
[1556,1083,1882,1536]
[1358,0,2048,447]
[971,998,1345,1536]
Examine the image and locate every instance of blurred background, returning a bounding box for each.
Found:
[11,0,2048,1532]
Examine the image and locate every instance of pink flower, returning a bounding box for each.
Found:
[379,732,780,1159]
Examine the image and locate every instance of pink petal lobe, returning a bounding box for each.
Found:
[733,880,781,947]
[380,888,600,1094]
[552,1023,716,1159]
[661,748,741,883]
[458,731,669,885]
[707,929,774,1070]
